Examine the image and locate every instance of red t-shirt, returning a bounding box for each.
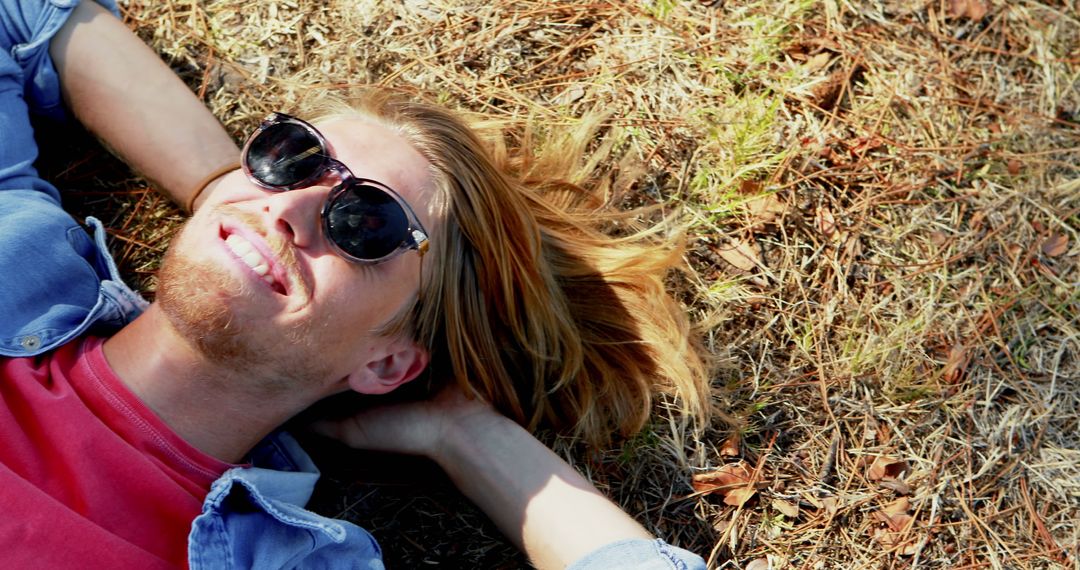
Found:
[0,336,233,568]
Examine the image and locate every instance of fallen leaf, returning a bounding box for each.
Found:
[803,52,831,73]
[820,496,839,516]
[1042,233,1068,257]
[724,486,757,507]
[773,498,800,518]
[693,462,757,506]
[714,238,763,272]
[880,478,913,496]
[943,344,970,383]
[1007,159,1022,175]
[739,180,786,229]
[739,179,761,194]
[969,211,986,230]
[867,456,908,481]
[808,69,847,109]
[884,497,910,515]
[1035,259,1059,280]
[848,136,884,156]
[744,193,786,228]
[555,84,586,105]
[863,419,878,442]
[872,498,919,555]
[948,0,987,20]
[745,557,770,570]
[805,494,841,516]
[693,462,752,494]
[720,433,741,457]
[816,205,838,239]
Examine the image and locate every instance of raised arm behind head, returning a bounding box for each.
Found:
[49,1,239,213]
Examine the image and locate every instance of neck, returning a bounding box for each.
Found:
[102,304,331,463]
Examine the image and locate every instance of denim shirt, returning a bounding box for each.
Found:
[190,433,386,570]
[2,0,384,567]
[1,1,706,568]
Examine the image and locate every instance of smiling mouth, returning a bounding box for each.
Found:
[220,228,288,295]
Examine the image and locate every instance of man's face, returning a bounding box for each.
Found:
[157,116,434,394]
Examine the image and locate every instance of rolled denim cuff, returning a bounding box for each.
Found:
[6,0,120,120]
[567,538,707,570]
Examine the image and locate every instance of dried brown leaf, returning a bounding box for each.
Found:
[714,238,762,272]
[713,518,732,533]
[816,205,838,239]
[820,496,839,516]
[879,478,913,496]
[739,179,761,194]
[867,456,908,481]
[693,462,752,494]
[745,557,770,570]
[943,344,970,383]
[1042,233,1068,257]
[720,433,741,457]
[883,497,910,516]
[948,0,988,20]
[694,462,757,506]
[848,136,884,156]
[873,498,919,555]
[970,210,987,230]
[803,52,831,73]
[808,69,846,109]
[724,486,757,507]
[772,498,800,518]
[745,193,786,228]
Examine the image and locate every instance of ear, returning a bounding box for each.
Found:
[346,339,429,395]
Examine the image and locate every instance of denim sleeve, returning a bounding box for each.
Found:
[567,538,708,570]
[0,0,119,196]
[0,0,126,357]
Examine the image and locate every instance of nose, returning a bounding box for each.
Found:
[263,186,328,251]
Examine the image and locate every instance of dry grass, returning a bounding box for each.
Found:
[45,0,1079,568]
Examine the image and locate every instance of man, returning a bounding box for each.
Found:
[1,1,708,568]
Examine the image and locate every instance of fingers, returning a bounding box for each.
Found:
[306,419,341,441]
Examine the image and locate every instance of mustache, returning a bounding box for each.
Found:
[211,203,310,299]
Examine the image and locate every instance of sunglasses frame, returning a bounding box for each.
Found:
[240,112,429,265]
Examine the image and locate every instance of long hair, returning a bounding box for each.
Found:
[303,92,710,446]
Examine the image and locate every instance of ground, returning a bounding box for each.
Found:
[45,1,1078,568]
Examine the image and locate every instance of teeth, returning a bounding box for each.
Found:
[242,250,264,270]
[225,233,253,254]
[225,233,277,286]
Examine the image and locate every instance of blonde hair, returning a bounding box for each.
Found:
[304,92,710,446]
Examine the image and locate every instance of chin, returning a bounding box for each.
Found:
[158,236,251,363]
[157,227,332,392]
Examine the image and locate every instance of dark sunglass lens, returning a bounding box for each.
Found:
[325,184,410,260]
[247,122,325,187]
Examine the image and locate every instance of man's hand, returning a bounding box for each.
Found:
[309,385,489,459]
[310,386,655,570]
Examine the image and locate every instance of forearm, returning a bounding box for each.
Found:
[433,412,652,570]
[48,1,238,211]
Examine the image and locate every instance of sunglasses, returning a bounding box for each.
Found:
[241,112,429,264]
